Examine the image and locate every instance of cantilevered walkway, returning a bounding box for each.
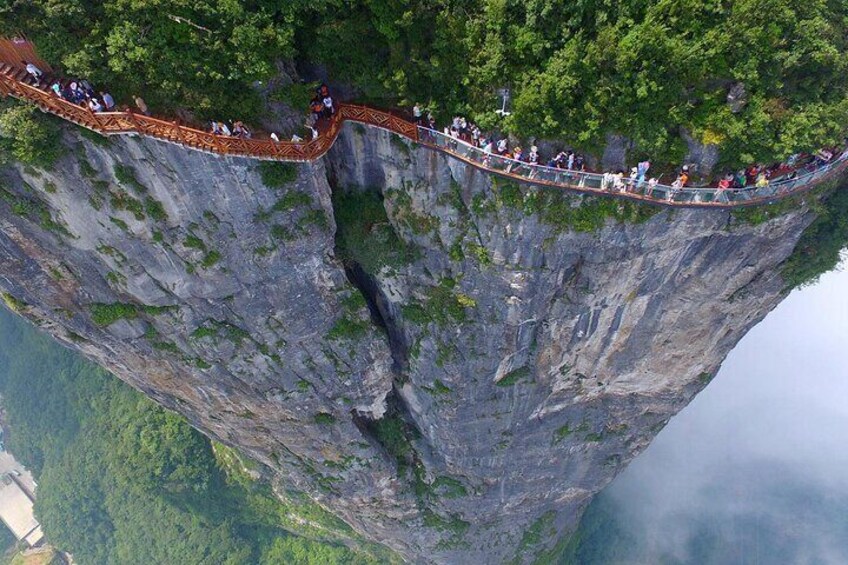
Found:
[0,56,845,208]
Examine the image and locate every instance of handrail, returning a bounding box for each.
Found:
[0,65,845,208]
[417,128,848,208]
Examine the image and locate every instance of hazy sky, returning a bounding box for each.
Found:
[599,260,848,564]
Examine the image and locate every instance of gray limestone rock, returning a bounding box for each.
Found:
[0,122,822,563]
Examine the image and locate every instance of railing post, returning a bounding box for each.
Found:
[173,120,185,145]
[126,109,141,135]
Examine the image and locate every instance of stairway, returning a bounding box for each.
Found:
[0,63,43,87]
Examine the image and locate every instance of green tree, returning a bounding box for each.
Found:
[0,102,63,167]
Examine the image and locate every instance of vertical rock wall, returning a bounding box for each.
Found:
[0,123,818,563]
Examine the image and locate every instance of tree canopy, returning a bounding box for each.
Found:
[2,0,847,166]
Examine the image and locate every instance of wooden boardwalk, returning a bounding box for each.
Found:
[0,58,845,208]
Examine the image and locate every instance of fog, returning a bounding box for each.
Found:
[585,261,848,564]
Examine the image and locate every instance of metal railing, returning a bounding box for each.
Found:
[417,128,848,208]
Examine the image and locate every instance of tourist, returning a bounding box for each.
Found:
[567,151,575,170]
[497,139,508,155]
[628,167,638,190]
[100,92,115,110]
[69,82,85,104]
[211,121,222,135]
[88,98,103,112]
[646,177,659,197]
[219,122,232,136]
[602,171,613,190]
[575,154,585,170]
[613,170,626,192]
[291,133,303,142]
[133,96,150,116]
[50,82,62,97]
[528,145,539,165]
[322,95,335,117]
[815,148,833,163]
[755,173,769,188]
[310,97,324,121]
[79,79,95,98]
[637,159,650,187]
[428,113,436,130]
[678,166,690,186]
[270,132,280,143]
[413,103,423,125]
[23,61,43,84]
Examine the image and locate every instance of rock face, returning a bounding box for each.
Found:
[0,123,818,563]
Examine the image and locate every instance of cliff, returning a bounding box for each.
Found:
[0,122,818,563]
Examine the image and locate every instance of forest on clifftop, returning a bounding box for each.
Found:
[2,0,847,168]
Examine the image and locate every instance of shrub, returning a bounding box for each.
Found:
[183,234,206,250]
[782,186,848,289]
[326,315,369,341]
[1,292,26,312]
[258,162,298,188]
[496,366,531,387]
[89,302,138,326]
[201,250,221,268]
[113,164,147,194]
[89,302,173,326]
[144,197,168,222]
[109,217,129,231]
[553,424,572,444]
[314,413,337,425]
[373,415,412,464]
[332,190,417,275]
[0,102,63,168]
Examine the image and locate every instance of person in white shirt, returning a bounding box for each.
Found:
[23,61,43,84]
[322,96,334,117]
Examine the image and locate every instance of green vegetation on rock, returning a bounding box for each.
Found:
[89,302,173,326]
[402,278,476,326]
[0,101,62,168]
[781,185,848,289]
[259,162,298,188]
[494,181,659,233]
[497,366,532,387]
[314,412,337,425]
[1,292,26,312]
[113,164,147,194]
[333,190,417,275]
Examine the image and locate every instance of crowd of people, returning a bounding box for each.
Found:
[15,58,847,197]
[412,102,848,199]
[207,83,335,143]
[24,59,118,115]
